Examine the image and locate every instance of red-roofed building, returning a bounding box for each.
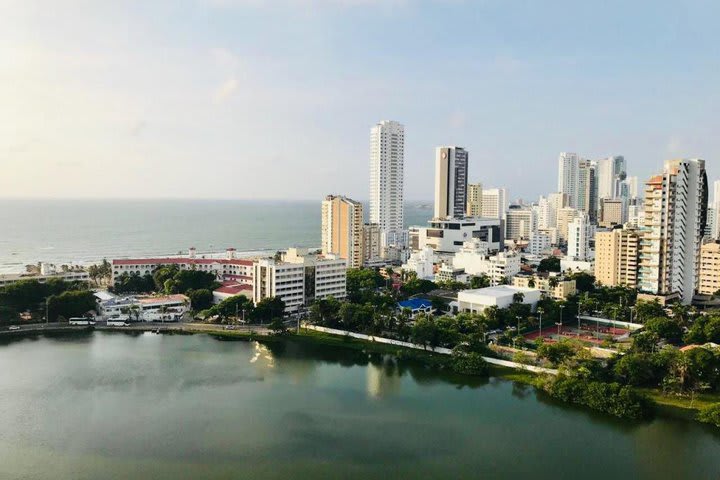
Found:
[213,282,253,304]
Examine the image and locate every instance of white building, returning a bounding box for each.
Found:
[369,120,405,248]
[638,159,708,304]
[528,231,552,256]
[401,246,435,280]
[434,146,469,220]
[96,293,189,322]
[557,152,580,208]
[252,248,346,313]
[505,205,535,241]
[409,218,504,254]
[458,286,541,314]
[567,214,592,261]
[714,179,720,239]
[481,188,507,220]
[452,239,521,285]
[597,155,627,200]
[112,248,254,286]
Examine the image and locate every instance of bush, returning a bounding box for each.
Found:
[697,403,720,427]
[451,348,489,376]
[540,375,652,420]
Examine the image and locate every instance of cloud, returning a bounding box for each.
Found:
[210,47,241,69]
[213,78,240,103]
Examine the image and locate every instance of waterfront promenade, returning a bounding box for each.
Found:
[0,321,272,337]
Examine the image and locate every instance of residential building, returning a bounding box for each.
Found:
[434,146,469,219]
[597,155,627,200]
[505,204,535,241]
[0,269,90,287]
[638,159,708,304]
[321,195,364,268]
[557,207,579,242]
[699,240,720,295]
[625,176,640,199]
[252,248,346,313]
[577,160,597,222]
[567,213,591,261]
[401,246,434,280]
[512,273,576,300]
[466,183,483,216]
[599,198,625,227]
[706,208,716,239]
[369,120,405,247]
[458,286,541,313]
[452,239,521,285]
[435,263,467,284]
[409,218,503,254]
[557,152,580,207]
[362,223,383,266]
[594,227,640,288]
[213,283,253,305]
[481,188,507,220]
[528,231,552,255]
[714,179,720,238]
[112,248,254,285]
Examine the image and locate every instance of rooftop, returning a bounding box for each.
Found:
[398,298,433,310]
[113,257,253,266]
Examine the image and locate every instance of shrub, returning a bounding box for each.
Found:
[697,403,720,427]
[451,348,489,376]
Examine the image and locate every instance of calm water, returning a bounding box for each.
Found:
[0,332,718,480]
[0,199,432,273]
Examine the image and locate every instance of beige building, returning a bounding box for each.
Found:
[512,273,576,299]
[362,223,383,266]
[594,227,640,287]
[321,195,364,268]
[600,198,625,227]
[466,183,483,216]
[557,207,579,242]
[699,241,720,295]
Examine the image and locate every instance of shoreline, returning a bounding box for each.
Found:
[1,322,716,425]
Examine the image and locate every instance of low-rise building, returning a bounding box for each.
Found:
[397,298,434,319]
[252,248,346,313]
[434,263,467,284]
[212,282,253,304]
[96,293,189,322]
[0,269,90,287]
[457,286,541,313]
[452,239,520,285]
[512,273,576,299]
[409,217,503,254]
[401,246,435,280]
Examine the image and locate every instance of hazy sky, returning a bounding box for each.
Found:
[1,0,718,202]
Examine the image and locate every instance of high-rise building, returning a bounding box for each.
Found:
[362,223,382,266]
[638,159,708,304]
[481,188,507,220]
[505,204,535,241]
[699,240,720,295]
[567,213,591,261]
[321,195,364,268]
[625,176,640,199]
[466,183,483,217]
[557,207,580,242]
[557,152,580,208]
[595,227,640,288]
[434,146,469,219]
[597,155,627,200]
[369,120,405,246]
[599,198,625,227]
[577,160,597,222]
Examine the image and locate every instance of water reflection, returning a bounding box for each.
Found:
[366,355,401,399]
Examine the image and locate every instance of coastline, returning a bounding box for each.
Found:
[2,323,714,425]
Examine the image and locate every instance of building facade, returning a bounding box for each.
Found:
[409,218,504,254]
[594,227,640,288]
[434,146,469,219]
[321,195,364,268]
[369,120,405,247]
[481,188,507,220]
[505,205,535,241]
[567,213,591,261]
[466,183,483,217]
[638,159,708,304]
[699,241,720,295]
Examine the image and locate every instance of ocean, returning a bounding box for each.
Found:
[0,199,432,274]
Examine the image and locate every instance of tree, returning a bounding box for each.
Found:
[269,317,287,334]
[635,299,666,323]
[469,275,491,289]
[537,340,580,366]
[644,317,683,344]
[206,295,254,322]
[537,257,561,273]
[451,347,489,376]
[698,403,720,427]
[512,292,525,304]
[47,290,96,321]
[111,272,155,294]
[401,278,437,296]
[252,297,285,324]
[613,353,663,387]
[570,272,595,293]
[187,289,213,311]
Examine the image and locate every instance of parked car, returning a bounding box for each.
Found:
[8,325,21,331]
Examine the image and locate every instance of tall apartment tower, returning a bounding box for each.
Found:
[321,195,364,268]
[638,159,708,304]
[567,213,591,261]
[369,120,405,246]
[557,152,580,208]
[481,188,507,220]
[466,183,483,217]
[577,160,597,222]
[595,227,640,288]
[434,146,469,219]
[597,155,627,200]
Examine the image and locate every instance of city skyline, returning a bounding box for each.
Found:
[1,1,719,201]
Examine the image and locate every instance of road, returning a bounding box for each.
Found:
[0,321,273,336]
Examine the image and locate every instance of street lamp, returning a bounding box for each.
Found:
[555,321,562,336]
[559,304,565,333]
[537,307,544,341]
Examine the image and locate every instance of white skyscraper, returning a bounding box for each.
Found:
[625,176,639,199]
[481,188,507,220]
[567,213,591,261]
[597,155,626,200]
[369,120,405,246]
[638,159,708,304]
[557,152,580,208]
[434,146,468,219]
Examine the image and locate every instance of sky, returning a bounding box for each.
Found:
[1,0,718,202]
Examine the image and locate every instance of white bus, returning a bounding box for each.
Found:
[69,318,96,326]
